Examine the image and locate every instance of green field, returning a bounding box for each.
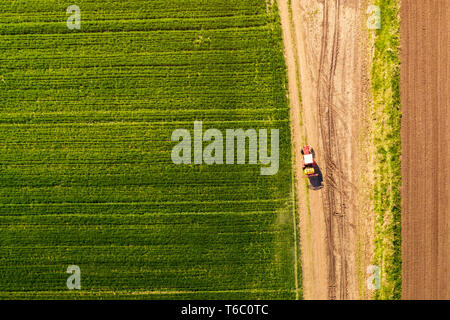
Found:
[0,0,300,299]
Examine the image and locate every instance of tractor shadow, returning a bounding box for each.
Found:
[308,163,324,190]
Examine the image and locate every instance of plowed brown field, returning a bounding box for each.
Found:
[401,0,450,300]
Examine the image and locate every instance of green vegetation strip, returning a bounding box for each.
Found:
[371,0,401,300]
[0,0,299,299]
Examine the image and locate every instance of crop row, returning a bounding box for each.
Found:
[0,109,289,125]
[1,15,270,36]
[0,289,295,300]
[0,0,266,23]
[1,49,271,71]
[0,198,289,215]
[0,27,275,51]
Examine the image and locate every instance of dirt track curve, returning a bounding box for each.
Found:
[279,0,374,299]
[401,0,450,300]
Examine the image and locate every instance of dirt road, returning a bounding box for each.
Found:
[279,0,374,299]
[401,0,450,300]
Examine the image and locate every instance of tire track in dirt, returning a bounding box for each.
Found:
[278,0,329,299]
[316,0,345,300]
[401,0,449,300]
[279,0,374,299]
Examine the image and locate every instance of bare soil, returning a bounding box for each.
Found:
[401,0,450,300]
[279,0,374,299]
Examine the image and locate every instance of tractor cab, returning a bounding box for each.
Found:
[303,153,314,165]
[301,145,317,177]
[301,145,323,190]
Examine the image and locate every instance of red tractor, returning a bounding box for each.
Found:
[301,145,323,190]
[301,145,318,177]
